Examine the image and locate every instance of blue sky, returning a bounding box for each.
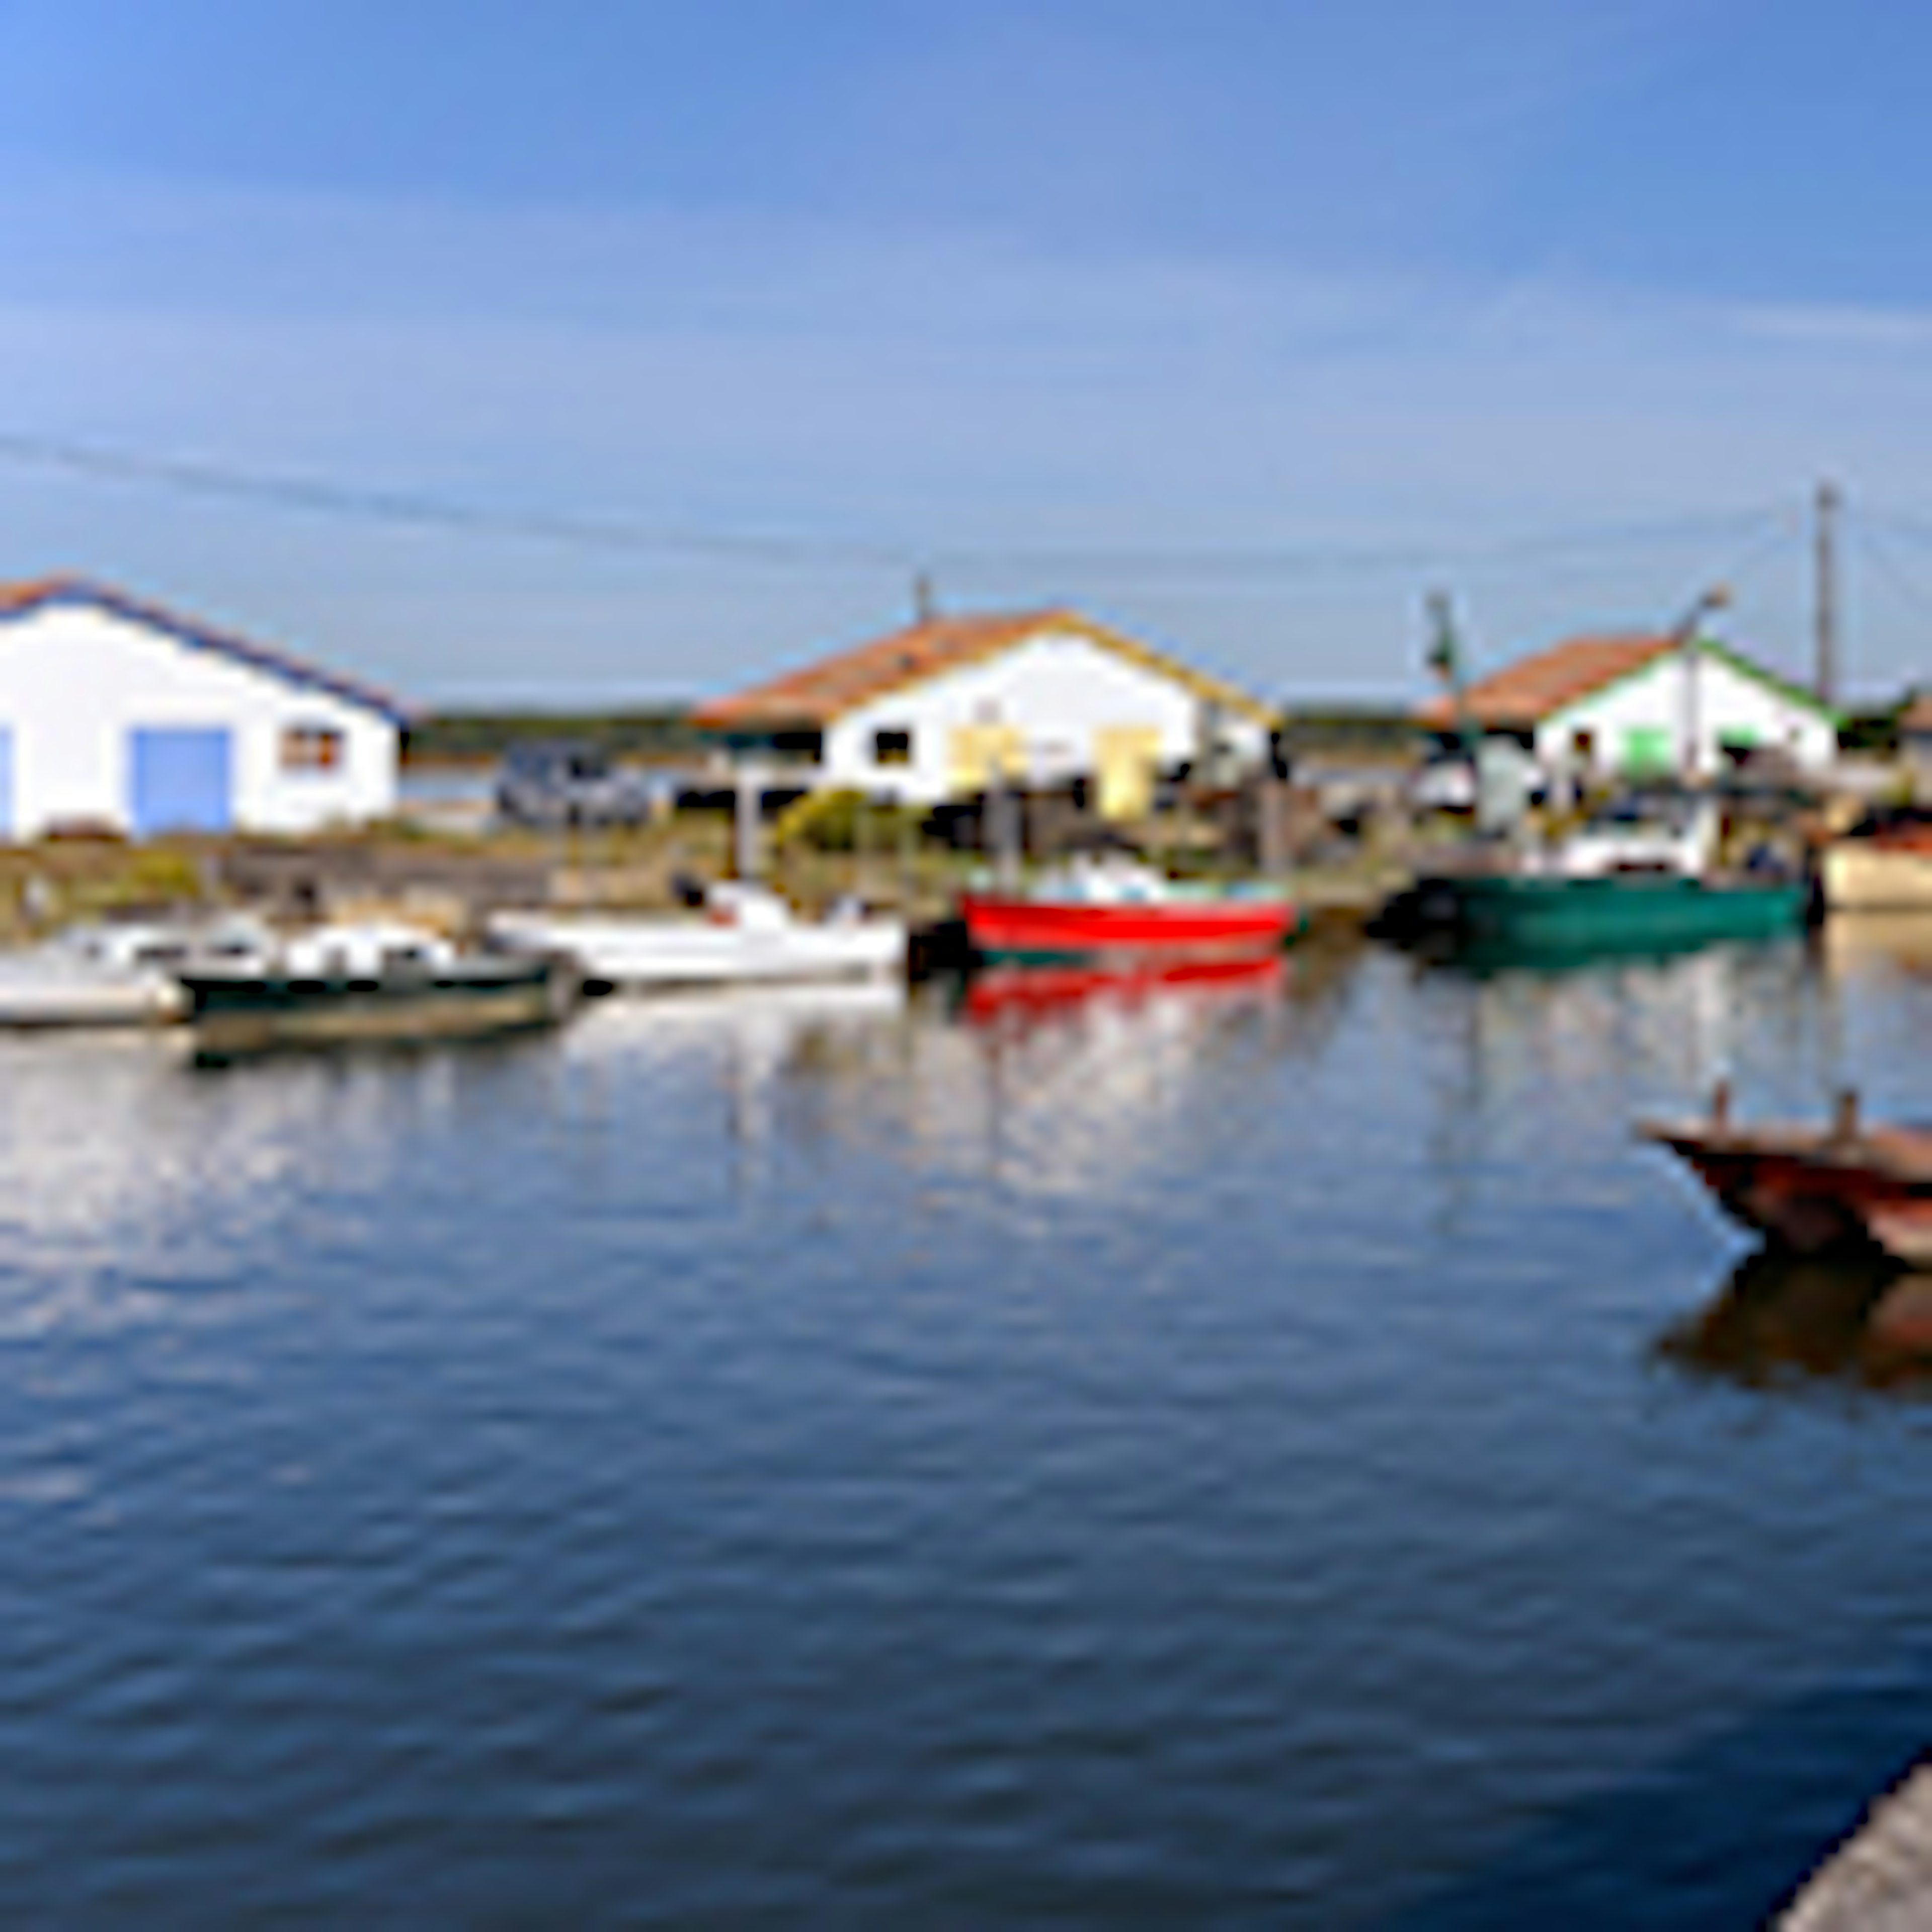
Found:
[1,0,1930,704]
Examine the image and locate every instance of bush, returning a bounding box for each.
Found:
[771,789,923,854]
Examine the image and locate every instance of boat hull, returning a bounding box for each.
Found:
[958,894,1296,965]
[1819,838,1932,913]
[1642,1119,1932,1264]
[485,913,906,990]
[1428,873,1805,953]
[182,958,569,1055]
[0,969,182,1028]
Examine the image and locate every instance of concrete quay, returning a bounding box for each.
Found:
[1782,1763,1932,1930]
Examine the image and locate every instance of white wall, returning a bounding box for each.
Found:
[1534,649,1837,778]
[0,602,399,839]
[820,629,1269,803]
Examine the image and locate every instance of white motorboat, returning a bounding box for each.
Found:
[485,881,907,992]
[0,915,270,1028]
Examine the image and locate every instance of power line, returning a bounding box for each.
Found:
[0,426,1803,587]
[1849,501,1932,552]
[1851,519,1932,621]
[0,430,917,572]
[935,507,1792,585]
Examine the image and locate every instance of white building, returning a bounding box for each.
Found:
[695,607,1276,819]
[1419,631,1839,780]
[0,579,406,841]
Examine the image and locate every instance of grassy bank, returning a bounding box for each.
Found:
[0,805,1416,947]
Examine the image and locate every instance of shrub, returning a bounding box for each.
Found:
[772,789,924,854]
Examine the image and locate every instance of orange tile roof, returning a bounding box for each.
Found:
[694,607,1274,730]
[1416,632,1680,729]
[1900,693,1932,734]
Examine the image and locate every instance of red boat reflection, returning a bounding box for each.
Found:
[961,952,1285,1025]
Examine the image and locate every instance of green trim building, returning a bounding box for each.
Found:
[1419,631,1839,780]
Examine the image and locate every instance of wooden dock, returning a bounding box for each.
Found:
[1781,1763,1932,1929]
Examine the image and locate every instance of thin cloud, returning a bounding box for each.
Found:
[0,162,1922,697]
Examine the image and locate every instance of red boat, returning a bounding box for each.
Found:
[1641,1083,1932,1265]
[959,861,1297,965]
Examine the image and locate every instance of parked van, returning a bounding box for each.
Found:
[495,742,666,829]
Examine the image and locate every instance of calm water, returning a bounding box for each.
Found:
[0,929,1926,1927]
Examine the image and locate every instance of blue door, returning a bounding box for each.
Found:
[0,727,12,840]
[129,727,233,834]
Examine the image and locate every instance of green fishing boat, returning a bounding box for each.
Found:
[1394,791,1808,956]
[1444,869,1806,950]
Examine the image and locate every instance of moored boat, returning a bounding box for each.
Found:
[1388,792,1805,955]
[1817,804,1932,913]
[959,857,1298,965]
[0,915,271,1029]
[1640,1082,1932,1264]
[182,921,574,1055]
[1441,869,1806,951]
[484,882,906,991]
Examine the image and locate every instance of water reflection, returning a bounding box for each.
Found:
[915,947,1360,1203]
[1408,927,1792,980]
[2,931,1930,1925]
[1656,1247,1932,1393]
[0,1027,562,1340]
[1818,911,1932,982]
[557,980,910,1181]
[957,952,1288,1030]
[1411,940,1830,1192]
[560,979,907,1079]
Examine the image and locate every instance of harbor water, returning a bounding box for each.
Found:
[0,930,1926,1925]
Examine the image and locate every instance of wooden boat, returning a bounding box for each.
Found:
[1817,805,1932,913]
[959,858,1298,965]
[485,883,905,992]
[1640,1082,1932,1264]
[0,916,270,1028]
[181,921,574,1055]
[1391,793,1805,954]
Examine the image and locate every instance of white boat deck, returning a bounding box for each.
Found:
[488,884,906,991]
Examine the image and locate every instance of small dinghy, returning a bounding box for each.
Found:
[0,916,270,1029]
[180,920,576,1055]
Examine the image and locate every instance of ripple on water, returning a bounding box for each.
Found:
[0,952,1923,1925]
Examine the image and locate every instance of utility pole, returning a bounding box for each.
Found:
[1425,590,1471,758]
[914,570,937,625]
[733,762,761,879]
[1673,585,1729,786]
[1814,479,1841,707]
